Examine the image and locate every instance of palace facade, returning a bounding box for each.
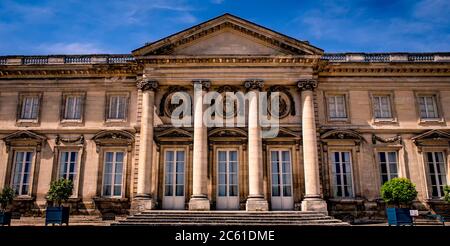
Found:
[0,14,449,221]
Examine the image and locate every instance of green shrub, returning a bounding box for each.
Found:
[380,178,418,207]
[0,186,15,211]
[444,185,450,203]
[46,179,73,207]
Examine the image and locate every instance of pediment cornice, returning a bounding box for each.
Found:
[133,14,323,56]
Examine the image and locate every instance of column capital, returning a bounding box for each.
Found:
[297,79,317,91]
[192,79,211,91]
[244,79,264,91]
[137,78,159,91]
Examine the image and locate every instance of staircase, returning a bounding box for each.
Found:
[114,211,349,226]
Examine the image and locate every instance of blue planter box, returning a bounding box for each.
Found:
[0,212,12,226]
[45,207,70,226]
[386,208,413,226]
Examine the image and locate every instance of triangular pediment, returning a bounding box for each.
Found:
[412,130,450,141]
[133,13,323,56]
[321,129,363,140]
[2,130,46,143]
[156,128,193,138]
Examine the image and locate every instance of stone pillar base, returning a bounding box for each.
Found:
[246,197,269,211]
[188,197,210,211]
[131,196,156,214]
[301,198,328,215]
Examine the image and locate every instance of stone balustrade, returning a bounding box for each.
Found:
[0,54,135,65]
[321,52,450,62]
[1,53,449,65]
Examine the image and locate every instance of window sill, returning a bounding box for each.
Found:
[326,118,350,124]
[418,119,445,126]
[426,198,448,204]
[328,198,364,204]
[104,120,129,127]
[372,118,398,125]
[93,197,129,202]
[60,119,84,126]
[13,196,34,201]
[16,120,40,127]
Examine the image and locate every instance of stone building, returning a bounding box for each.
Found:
[0,14,449,221]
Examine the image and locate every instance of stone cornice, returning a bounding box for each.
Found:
[0,63,139,79]
[320,63,450,77]
[135,55,321,65]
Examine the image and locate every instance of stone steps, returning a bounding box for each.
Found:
[114,211,350,226]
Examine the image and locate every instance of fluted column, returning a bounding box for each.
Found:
[298,80,327,214]
[189,79,210,210]
[244,79,268,211]
[133,78,158,212]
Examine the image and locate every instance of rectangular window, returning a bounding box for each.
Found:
[20,96,39,120]
[418,95,439,119]
[107,95,127,120]
[373,95,392,119]
[328,95,347,119]
[378,151,398,184]
[426,152,447,197]
[270,150,292,197]
[331,151,353,198]
[102,151,124,197]
[59,151,78,181]
[164,150,185,197]
[63,96,82,120]
[12,151,33,196]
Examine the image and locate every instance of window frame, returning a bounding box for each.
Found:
[101,149,127,198]
[268,148,293,198]
[324,91,350,123]
[415,91,444,124]
[61,92,85,124]
[105,92,129,122]
[163,148,186,198]
[369,91,397,124]
[376,151,399,185]
[329,150,355,199]
[423,151,448,198]
[10,148,36,197]
[57,148,83,198]
[17,93,42,125]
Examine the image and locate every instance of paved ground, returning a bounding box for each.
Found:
[7,215,127,226]
[2,216,448,226]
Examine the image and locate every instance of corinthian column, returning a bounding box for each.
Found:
[133,78,158,212]
[188,80,211,210]
[298,80,327,214]
[244,79,268,211]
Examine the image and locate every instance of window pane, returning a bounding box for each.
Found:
[229,151,237,162]
[175,185,184,196]
[113,185,121,196]
[283,186,292,197]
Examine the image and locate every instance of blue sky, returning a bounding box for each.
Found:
[0,0,449,55]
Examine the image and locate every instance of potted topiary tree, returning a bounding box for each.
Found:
[0,186,15,226]
[45,178,73,226]
[381,177,418,226]
[444,185,450,203]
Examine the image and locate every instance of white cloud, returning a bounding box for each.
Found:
[37,42,107,54]
[172,13,198,24]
